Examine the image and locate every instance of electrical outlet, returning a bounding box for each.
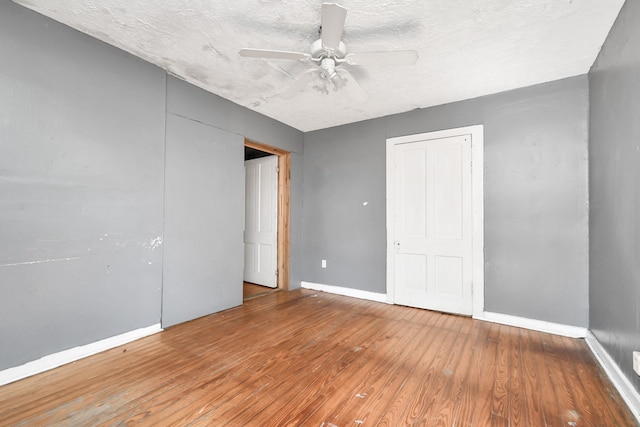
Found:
[321,259,327,269]
[633,351,640,376]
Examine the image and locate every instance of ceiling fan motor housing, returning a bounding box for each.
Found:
[311,38,347,59]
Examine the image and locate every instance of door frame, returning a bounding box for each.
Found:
[385,125,484,317]
[244,138,291,290]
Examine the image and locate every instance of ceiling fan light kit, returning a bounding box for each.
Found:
[239,2,418,101]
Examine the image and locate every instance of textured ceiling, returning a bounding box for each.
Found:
[13,0,624,132]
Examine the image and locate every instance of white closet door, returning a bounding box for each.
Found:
[244,155,278,287]
[392,134,473,315]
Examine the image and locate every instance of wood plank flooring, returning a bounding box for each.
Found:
[243,282,280,301]
[0,289,636,426]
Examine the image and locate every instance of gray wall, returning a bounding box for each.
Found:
[0,2,303,371]
[589,0,640,393]
[162,77,304,327]
[0,2,166,369]
[162,113,245,327]
[303,76,590,327]
[303,120,388,292]
[164,76,305,296]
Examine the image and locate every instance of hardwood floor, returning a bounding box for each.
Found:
[0,289,636,426]
[243,281,280,301]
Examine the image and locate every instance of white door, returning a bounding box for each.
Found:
[244,155,278,287]
[391,134,473,315]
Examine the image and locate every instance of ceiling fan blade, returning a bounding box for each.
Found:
[345,50,419,66]
[240,48,311,61]
[321,3,347,52]
[280,70,315,98]
[335,69,368,102]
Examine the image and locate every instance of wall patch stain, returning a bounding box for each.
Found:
[141,236,163,251]
[0,257,80,267]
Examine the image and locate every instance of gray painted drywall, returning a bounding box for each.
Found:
[589,0,640,393]
[303,120,388,292]
[0,2,166,370]
[166,77,303,155]
[0,3,304,371]
[166,76,305,291]
[303,76,589,327]
[162,113,244,327]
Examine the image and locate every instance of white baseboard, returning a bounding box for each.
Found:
[476,311,587,338]
[0,323,162,387]
[585,331,640,423]
[301,281,389,304]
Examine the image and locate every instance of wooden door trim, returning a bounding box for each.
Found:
[385,125,484,316]
[245,138,291,290]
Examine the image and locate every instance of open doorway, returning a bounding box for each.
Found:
[243,138,291,301]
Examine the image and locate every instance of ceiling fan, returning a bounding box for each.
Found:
[239,2,419,101]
